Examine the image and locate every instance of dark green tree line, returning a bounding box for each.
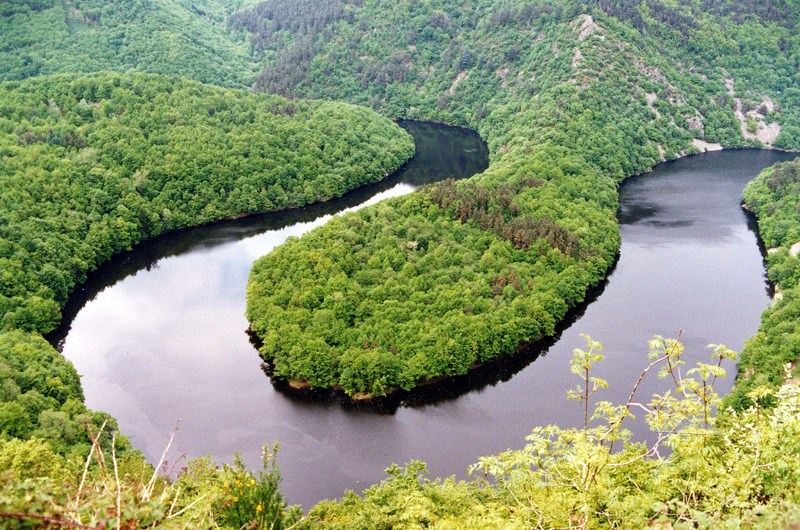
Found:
[728,158,800,409]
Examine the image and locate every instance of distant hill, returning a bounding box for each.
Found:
[239,0,800,150]
[0,0,258,86]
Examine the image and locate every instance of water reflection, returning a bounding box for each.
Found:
[49,121,488,348]
[56,141,797,508]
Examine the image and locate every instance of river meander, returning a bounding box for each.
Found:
[53,123,797,507]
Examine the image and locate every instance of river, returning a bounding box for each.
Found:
[53,123,796,507]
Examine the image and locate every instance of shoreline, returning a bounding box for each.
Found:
[252,141,797,408]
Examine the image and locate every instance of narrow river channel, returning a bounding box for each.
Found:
[53,123,797,507]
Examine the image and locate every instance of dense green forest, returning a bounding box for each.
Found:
[243,0,800,149]
[0,0,260,86]
[3,0,800,528]
[0,72,413,335]
[245,0,800,395]
[727,158,800,408]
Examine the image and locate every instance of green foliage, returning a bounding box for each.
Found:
[731,159,800,409]
[2,0,800,526]
[567,335,607,429]
[1,434,204,528]
[304,461,500,530]
[468,336,737,528]
[0,0,257,86]
[0,431,300,528]
[304,337,800,529]
[0,330,125,457]
[0,438,68,482]
[0,72,414,335]
[215,444,302,530]
[0,425,302,529]
[729,289,800,411]
[742,159,800,250]
[239,0,800,145]
[248,0,774,395]
[247,184,598,395]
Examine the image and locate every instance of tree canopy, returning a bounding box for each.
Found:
[245,0,800,395]
[727,158,800,409]
[0,72,413,335]
[2,0,800,527]
[0,0,257,86]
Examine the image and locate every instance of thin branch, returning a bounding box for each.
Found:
[584,365,590,432]
[608,432,670,467]
[167,453,188,477]
[283,516,308,530]
[605,354,668,454]
[143,420,181,503]
[711,352,724,390]
[627,402,653,415]
[111,433,121,530]
[625,354,668,413]
[167,493,207,519]
[75,420,108,508]
[667,330,685,390]
[167,485,182,518]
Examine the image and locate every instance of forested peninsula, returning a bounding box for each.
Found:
[245,0,800,396]
[2,0,800,528]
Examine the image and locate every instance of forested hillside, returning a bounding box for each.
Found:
[243,0,800,149]
[0,72,413,335]
[3,0,800,528]
[0,0,258,86]
[245,0,800,395]
[730,158,800,408]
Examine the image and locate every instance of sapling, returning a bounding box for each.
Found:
[470,334,738,529]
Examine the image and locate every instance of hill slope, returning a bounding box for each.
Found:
[245,0,800,395]
[0,0,257,86]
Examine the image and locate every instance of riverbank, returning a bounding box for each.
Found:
[725,157,800,410]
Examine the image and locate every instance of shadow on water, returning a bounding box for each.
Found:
[53,137,800,508]
[743,203,777,299]
[617,202,660,224]
[47,121,488,349]
[262,255,619,414]
[641,219,694,229]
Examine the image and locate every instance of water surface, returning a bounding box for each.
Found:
[55,136,796,507]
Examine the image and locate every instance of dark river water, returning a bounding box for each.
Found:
[53,123,797,508]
